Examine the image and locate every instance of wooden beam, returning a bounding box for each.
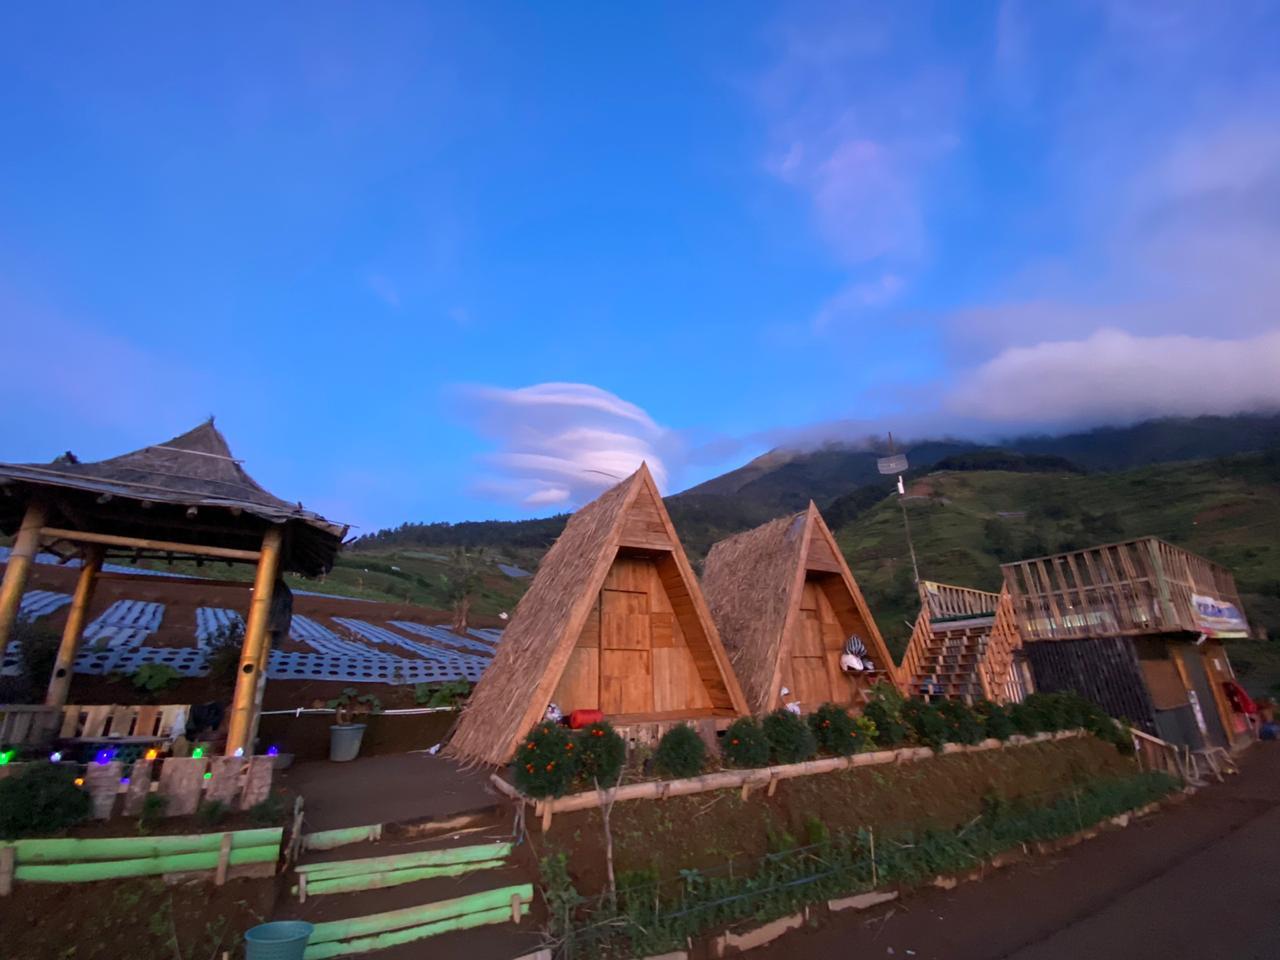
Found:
[0,500,48,650]
[45,546,103,708]
[40,527,261,563]
[224,527,283,756]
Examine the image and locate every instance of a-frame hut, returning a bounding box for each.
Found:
[447,464,749,766]
[702,503,900,716]
[899,581,1031,704]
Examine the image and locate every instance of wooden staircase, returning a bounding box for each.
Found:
[900,582,1029,704]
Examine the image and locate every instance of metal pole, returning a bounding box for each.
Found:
[898,478,921,585]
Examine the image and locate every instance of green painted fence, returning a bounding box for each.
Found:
[295,841,511,880]
[303,884,533,960]
[3,827,283,886]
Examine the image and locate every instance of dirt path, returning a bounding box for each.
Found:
[750,744,1280,960]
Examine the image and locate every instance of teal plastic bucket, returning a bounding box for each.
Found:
[244,921,314,960]
[329,722,366,762]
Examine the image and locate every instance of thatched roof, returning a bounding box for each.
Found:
[702,502,899,713]
[0,420,347,576]
[446,463,748,766]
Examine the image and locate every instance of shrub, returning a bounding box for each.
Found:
[131,663,180,696]
[975,700,1015,741]
[654,724,706,779]
[249,792,287,826]
[197,799,228,827]
[574,721,625,785]
[1010,699,1042,736]
[864,682,909,746]
[902,699,948,750]
[0,763,90,838]
[512,721,578,798]
[721,718,770,768]
[414,680,471,708]
[809,703,857,756]
[0,620,61,703]
[937,699,985,745]
[138,793,168,834]
[763,710,817,764]
[204,622,244,688]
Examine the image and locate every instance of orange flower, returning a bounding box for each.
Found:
[526,763,535,773]
[731,738,740,746]
[546,761,556,771]
[565,743,574,751]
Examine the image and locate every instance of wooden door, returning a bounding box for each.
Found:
[600,588,653,714]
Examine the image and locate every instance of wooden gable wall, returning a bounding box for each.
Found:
[552,553,730,719]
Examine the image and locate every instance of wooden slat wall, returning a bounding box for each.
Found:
[1023,636,1157,732]
[550,554,720,717]
[1002,537,1249,641]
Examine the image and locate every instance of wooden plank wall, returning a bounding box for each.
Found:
[1023,636,1157,732]
[551,555,718,718]
[1004,538,1249,641]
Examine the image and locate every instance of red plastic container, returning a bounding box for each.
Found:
[567,709,604,729]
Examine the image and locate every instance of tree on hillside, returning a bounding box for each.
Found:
[448,547,485,632]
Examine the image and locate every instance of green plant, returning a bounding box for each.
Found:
[937,699,984,745]
[901,699,948,750]
[808,703,855,756]
[196,799,228,827]
[0,619,60,703]
[204,622,244,687]
[131,663,180,696]
[249,791,287,826]
[575,721,625,785]
[0,763,90,838]
[138,793,168,834]
[721,717,770,768]
[763,709,817,764]
[974,700,1015,741]
[513,721,578,798]
[413,680,472,708]
[653,724,706,778]
[863,682,909,746]
[327,687,383,724]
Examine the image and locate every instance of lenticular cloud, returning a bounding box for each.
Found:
[458,382,673,508]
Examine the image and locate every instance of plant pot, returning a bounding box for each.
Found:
[244,920,314,960]
[329,723,367,762]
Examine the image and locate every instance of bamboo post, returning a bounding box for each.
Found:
[0,500,47,652]
[215,833,233,886]
[225,527,282,756]
[45,546,103,708]
[0,845,14,897]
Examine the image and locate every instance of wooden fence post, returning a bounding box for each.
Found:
[0,846,14,896]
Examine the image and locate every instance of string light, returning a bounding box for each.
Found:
[50,751,63,763]
[120,777,130,786]
[202,772,213,780]
[192,746,204,759]
[233,747,244,758]
[144,748,158,761]
[94,749,115,766]
[266,746,280,757]
[0,750,14,765]
[74,777,85,787]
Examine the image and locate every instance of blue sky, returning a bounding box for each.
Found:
[2,2,1279,533]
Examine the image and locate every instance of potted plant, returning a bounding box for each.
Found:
[326,688,382,762]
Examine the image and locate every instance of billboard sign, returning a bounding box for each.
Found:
[1191,594,1250,637]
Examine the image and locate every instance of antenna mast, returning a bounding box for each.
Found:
[878,432,920,586]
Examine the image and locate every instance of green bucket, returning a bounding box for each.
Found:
[244,920,314,960]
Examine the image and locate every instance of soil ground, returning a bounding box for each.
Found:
[279,752,501,831]
[749,742,1280,960]
[535,737,1134,894]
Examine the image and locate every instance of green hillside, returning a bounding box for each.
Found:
[837,451,1280,696]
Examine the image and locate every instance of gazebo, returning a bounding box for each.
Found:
[0,419,346,755]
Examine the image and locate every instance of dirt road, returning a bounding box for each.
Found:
[751,744,1280,960]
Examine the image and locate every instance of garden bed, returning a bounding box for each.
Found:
[533,734,1136,892]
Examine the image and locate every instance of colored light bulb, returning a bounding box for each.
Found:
[192,746,204,759]
[0,750,13,765]
[266,746,279,757]
[203,771,212,780]
[145,748,158,761]
[50,751,63,763]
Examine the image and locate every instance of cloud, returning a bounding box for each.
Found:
[456,382,675,508]
[946,329,1280,425]
[759,4,961,295]
[813,274,905,331]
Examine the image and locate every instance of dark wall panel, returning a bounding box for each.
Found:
[1025,636,1157,733]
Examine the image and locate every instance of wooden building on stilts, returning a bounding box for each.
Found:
[446,465,748,766]
[898,581,1031,704]
[701,503,900,716]
[0,420,347,756]
[1003,537,1252,751]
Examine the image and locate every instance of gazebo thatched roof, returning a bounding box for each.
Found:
[447,463,747,766]
[702,502,898,713]
[0,420,346,576]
